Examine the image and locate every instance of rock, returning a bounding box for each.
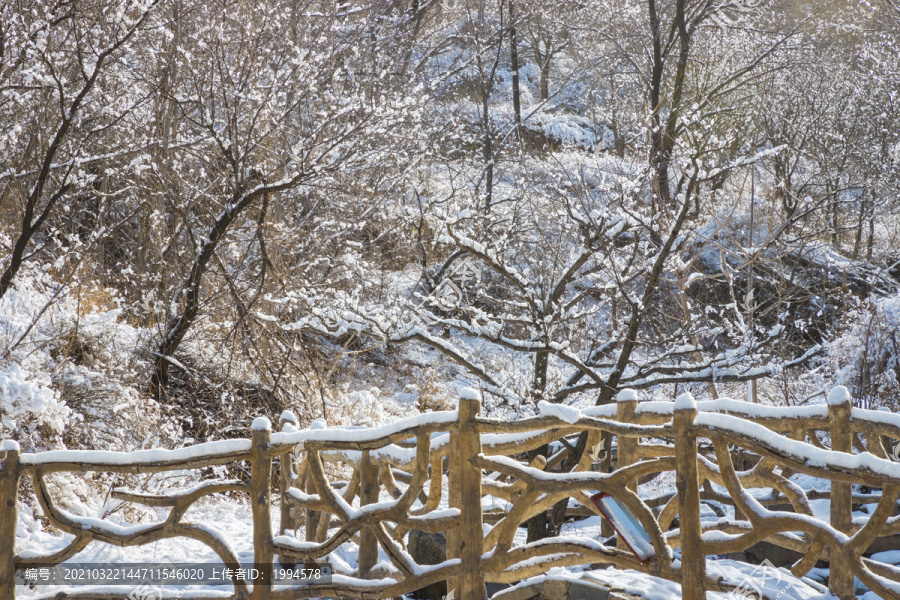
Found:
[743,540,805,567]
[408,530,447,600]
[492,585,541,600]
[568,581,610,600]
[542,580,570,600]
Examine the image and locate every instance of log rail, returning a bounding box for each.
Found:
[2,387,900,600]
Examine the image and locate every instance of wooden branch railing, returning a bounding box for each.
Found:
[3,386,900,600]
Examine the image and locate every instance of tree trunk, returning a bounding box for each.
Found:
[533,38,551,102]
[509,1,522,134]
[475,41,494,212]
[540,61,550,101]
[153,197,245,392]
[482,112,494,211]
[867,206,875,261]
[152,184,286,394]
[526,346,552,542]
[829,180,839,247]
[853,186,867,260]
[525,444,550,542]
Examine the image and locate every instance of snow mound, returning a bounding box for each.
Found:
[617,388,639,402]
[674,392,696,411]
[827,386,851,406]
[538,401,582,424]
[459,386,482,401]
[251,417,271,431]
[0,364,70,435]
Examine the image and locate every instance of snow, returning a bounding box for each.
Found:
[54,507,162,537]
[632,397,832,421]
[278,410,298,425]
[872,550,900,564]
[284,488,320,504]
[250,417,271,432]
[482,430,556,448]
[1,439,20,452]
[416,507,460,520]
[616,388,638,402]
[19,439,251,466]
[827,386,851,406]
[328,574,400,588]
[579,404,618,419]
[4,5,897,598]
[674,392,696,411]
[271,536,321,552]
[851,407,900,429]
[458,386,481,401]
[537,401,582,424]
[271,410,458,447]
[0,363,70,436]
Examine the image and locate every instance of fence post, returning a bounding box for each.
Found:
[673,393,706,600]
[278,411,298,537]
[250,418,273,600]
[448,389,487,600]
[357,450,379,578]
[0,440,20,600]
[617,389,638,553]
[828,387,854,600]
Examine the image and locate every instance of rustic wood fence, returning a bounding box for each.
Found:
[3,387,900,600]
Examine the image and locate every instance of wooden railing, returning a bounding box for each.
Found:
[3,387,900,600]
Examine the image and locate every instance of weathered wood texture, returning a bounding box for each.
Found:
[829,395,854,600]
[617,395,638,553]
[674,401,706,600]
[450,396,487,600]
[357,450,379,579]
[250,420,274,600]
[0,443,20,600]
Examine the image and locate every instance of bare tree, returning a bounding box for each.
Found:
[149,0,420,392]
[0,0,162,299]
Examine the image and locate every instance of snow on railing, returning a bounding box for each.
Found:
[3,386,900,600]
